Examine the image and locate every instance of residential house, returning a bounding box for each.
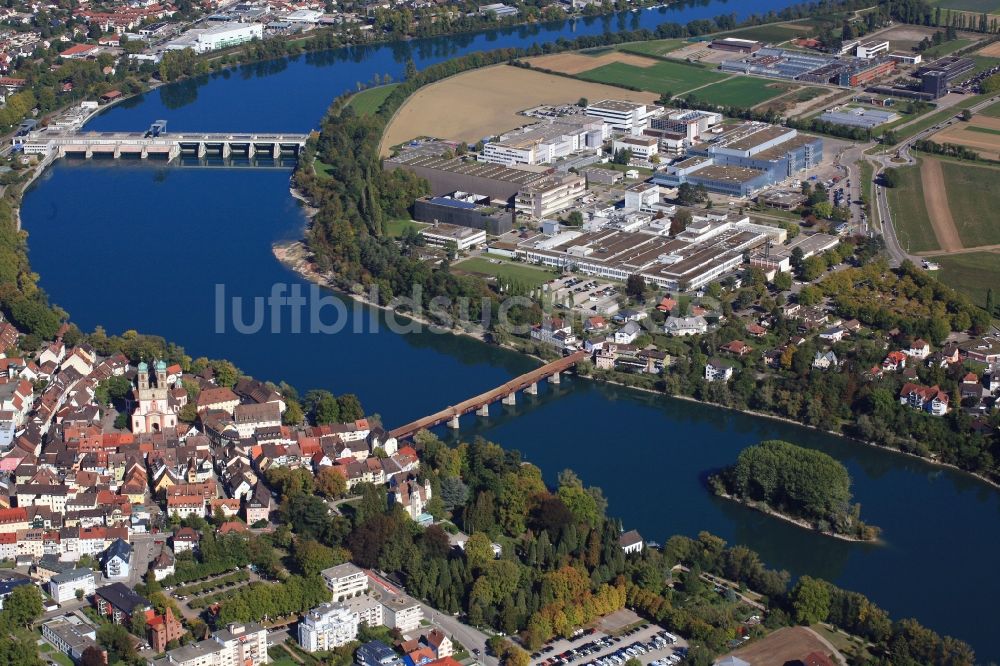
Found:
[245,483,272,525]
[663,315,708,337]
[94,582,151,625]
[812,351,839,370]
[422,630,453,658]
[157,622,268,666]
[48,568,95,603]
[102,538,131,579]
[171,527,199,554]
[705,359,733,382]
[530,318,577,350]
[619,530,644,555]
[613,321,642,344]
[899,383,949,416]
[906,338,931,359]
[720,340,752,356]
[389,477,433,522]
[357,640,403,666]
[147,607,184,653]
[882,351,907,372]
[819,326,845,343]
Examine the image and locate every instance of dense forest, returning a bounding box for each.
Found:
[710,439,880,540]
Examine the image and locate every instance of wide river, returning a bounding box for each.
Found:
[21,1,1000,657]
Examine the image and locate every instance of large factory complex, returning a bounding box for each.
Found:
[382,92,832,292]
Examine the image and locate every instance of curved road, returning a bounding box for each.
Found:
[869,94,1000,266]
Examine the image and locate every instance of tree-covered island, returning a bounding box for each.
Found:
[710,439,881,542]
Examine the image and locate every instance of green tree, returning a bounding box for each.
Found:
[791,576,831,624]
[97,623,136,663]
[316,466,348,499]
[3,583,41,627]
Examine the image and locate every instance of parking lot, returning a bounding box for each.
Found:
[548,276,620,316]
[531,624,689,666]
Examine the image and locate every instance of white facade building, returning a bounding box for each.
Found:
[321,562,369,602]
[166,23,263,54]
[299,603,360,652]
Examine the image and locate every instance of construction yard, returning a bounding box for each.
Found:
[379,64,656,155]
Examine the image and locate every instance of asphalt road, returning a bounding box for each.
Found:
[869,93,1000,266]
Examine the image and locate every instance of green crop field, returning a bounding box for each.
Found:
[936,252,1000,309]
[967,124,1000,136]
[719,24,806,43]
[577,60,725,95]
[982,100,1000,117]
[939,160,1000,247]
[454,257,554,288]
[347,84,399,116]
[618,39,688,57]
[886,162,940,253]
[690,77,794,107]
[930,0,1000,12]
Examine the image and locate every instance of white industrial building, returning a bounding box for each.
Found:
[613,136,658,160]
[165,22,263,54]
[480,117,604,166]
[856,40,890,59]
[299,603,360,652]
[585,100,653,134]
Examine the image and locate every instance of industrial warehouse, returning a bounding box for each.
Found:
[653,122,823,196]
[719,47,896,86]
[510,214,776,291]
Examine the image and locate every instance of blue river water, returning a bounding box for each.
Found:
[20,1,1000,657]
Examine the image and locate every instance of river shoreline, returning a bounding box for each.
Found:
[272,218,1000,495]
[711,491,881,544]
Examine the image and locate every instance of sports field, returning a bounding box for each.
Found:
[348,84,399,116]
[380,65,656,155]
[454,257,553,288]
[935,252,1000,308]
[576,59,725,95]
[690,77,794,107]
[939,160,1000,247]
[886,163,940,253]
[618,38,688,57]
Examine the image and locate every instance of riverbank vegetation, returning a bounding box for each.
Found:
[709,439,881,541]
[209,427,974,665]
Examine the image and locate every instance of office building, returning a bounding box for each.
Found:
[856,40,889,59]
[413,194,514,235]
[165,22,262,54]
[585,100,652,134]
[299,603,360,652]
[419,223,487,251]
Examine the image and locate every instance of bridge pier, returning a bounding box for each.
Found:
[448,414,460,429]
[477,404,489,417]
[550,371,561,385]
[502,392,516,406]
[525,382,538,395]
